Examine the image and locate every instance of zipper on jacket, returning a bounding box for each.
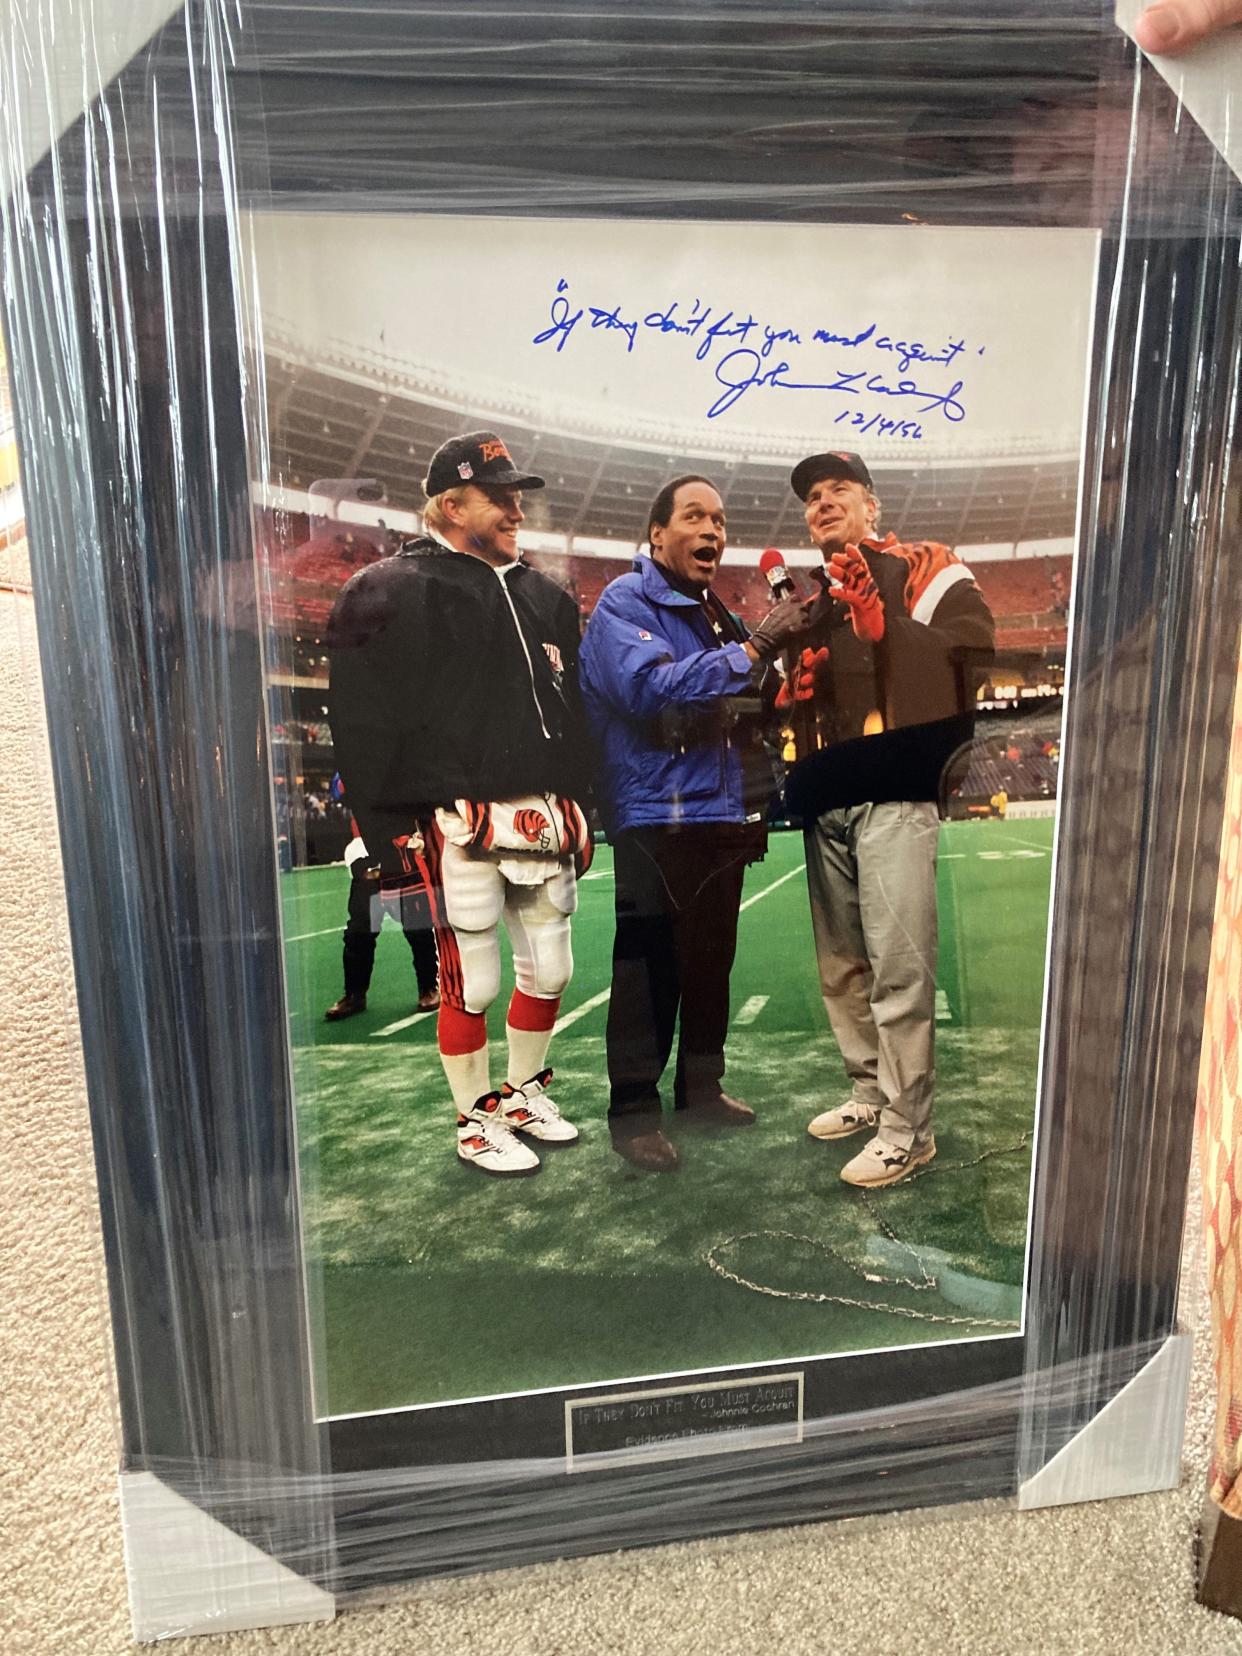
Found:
[495,564,552,740]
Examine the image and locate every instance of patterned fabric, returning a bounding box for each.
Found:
[1199,642,1242,1518]
[883,534,969,614]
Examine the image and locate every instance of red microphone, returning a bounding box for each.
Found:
[759,546,797,603]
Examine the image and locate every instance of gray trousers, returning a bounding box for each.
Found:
[804,801,940,1150]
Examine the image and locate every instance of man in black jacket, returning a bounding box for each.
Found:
[781,451,995,1188]
[327,431,592,1178]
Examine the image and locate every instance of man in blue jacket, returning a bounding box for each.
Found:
[580,475,808,1171]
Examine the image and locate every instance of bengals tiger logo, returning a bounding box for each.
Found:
[513,808,552,850]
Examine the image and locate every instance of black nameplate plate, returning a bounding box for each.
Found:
[565,1374,803,1471]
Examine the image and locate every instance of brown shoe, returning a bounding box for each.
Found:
[417,989,441,1012]
[682,1093,755,1127]
[324,992,367,1022]
[611,1127,680,1172]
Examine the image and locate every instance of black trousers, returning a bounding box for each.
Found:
[606,825,759,1124]
[342,870,438,998]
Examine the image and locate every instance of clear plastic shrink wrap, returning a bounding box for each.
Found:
[1,0,1238,1639]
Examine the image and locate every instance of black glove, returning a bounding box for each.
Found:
[748,596,812,660]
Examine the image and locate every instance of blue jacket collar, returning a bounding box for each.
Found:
[632,552,704,608]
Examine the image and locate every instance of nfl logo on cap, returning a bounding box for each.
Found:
[423,430,547,499]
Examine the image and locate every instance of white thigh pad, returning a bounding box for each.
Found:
[543,863,578,917]
[504,876,575,999]
[439,840,506,932]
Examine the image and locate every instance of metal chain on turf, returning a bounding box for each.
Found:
[705,1134,1032,1329]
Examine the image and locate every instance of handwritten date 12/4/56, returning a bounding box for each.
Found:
[835,409,924,441]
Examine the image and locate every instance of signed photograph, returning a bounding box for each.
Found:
[249,211,1098,1428]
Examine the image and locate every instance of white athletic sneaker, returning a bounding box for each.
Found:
[840,1134,936,1188]
[807,1099,881,1141]
[457,1093,540,1176]
[500,1070,579,1144]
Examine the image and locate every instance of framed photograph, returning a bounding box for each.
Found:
[253,210,1096,1454]
[4,0,1239,1616]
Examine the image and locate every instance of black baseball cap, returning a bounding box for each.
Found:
[790,450,874,500]
[423,431,545,499]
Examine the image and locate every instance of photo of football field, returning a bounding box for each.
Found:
[283,814,1052,1420]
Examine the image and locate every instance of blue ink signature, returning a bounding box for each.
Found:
[533,279,583,353]
[813,326,966,375]
[534,282,805,364]
[813,323,877,349]
[532,281,975,436]
[834,409,924,441]
[707,349,967,422]
[588,302,639,352]
[642,300,712,341]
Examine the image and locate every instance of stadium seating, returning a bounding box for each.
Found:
[971,556,1072,621]
[261,510,1073,663]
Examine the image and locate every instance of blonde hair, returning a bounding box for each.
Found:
[422,486,470,537]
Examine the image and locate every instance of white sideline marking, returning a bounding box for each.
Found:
[552,988,612,1035]
[286,925,342,942]
[1004,835,1057,853]
[739,865,803,912]
[353,855,804,1044]
[371,1010,437,1038]
[546,863,801,1036]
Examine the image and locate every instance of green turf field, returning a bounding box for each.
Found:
[281,815,1053,1418]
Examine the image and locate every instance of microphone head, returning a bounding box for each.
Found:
[760,545,797,600]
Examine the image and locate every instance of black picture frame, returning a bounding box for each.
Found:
[4,0,1239,1601]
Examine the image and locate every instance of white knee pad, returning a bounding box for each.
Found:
[504,867,577,999]
[510,913,574,1000]
[454,924,503,1014]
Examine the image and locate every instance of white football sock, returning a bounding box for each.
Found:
[506,1023,555,1090]
[440,1046,491,1118]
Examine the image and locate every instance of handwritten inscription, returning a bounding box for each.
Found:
[531,277,984,436]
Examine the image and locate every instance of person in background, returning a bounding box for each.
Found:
[324,824,440,1021]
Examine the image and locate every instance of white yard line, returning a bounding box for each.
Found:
[552,987,612,1035]
[734,995,769,1026]
[286,925,343,942]
[334,853,800,1045]
[548,864,800,1037]
[738,864,803,912]
[370,1009,438,1038]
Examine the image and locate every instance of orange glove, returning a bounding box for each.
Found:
[775,645,831,711]
[826,544,885,643]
